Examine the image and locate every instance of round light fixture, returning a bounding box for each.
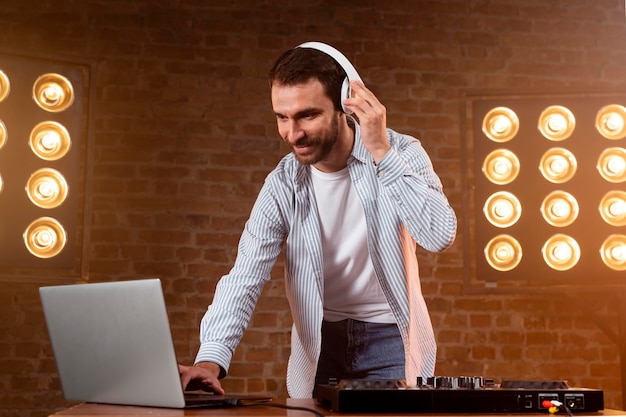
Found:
[539,147,577,183]
[538,105,576,141]
[599,190,626,227]
[542,234,580,271]
[482,149,520,185]
[541,191,579,227]
[32,73,74,112]
[484,234,522,272]
[29,121,71,161]
[0,119,6,151]
[482,107,519,143]
[600,234,626,271]
[597,147,626,183]
[0,70,9,103]
[483,191,522,228]
[596,104,626,140]
[26,168,69,209]
[23,217,67,259]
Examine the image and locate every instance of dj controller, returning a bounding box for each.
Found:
[315,377,605,413]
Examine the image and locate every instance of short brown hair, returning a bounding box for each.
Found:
[269,47,345,112]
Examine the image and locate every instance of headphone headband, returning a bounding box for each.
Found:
[297,41,362,83]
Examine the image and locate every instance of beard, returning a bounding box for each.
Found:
[288,115,340,166]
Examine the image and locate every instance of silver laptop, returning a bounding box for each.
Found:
[39,278,270,408]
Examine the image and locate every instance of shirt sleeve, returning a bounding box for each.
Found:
[194,172,289,375]
[374,131,457,252]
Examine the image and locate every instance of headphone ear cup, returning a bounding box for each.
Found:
[340,77,351,113]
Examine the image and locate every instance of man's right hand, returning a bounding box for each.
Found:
[178,362,225,395]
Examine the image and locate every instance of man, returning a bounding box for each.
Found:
[179,43,457,398]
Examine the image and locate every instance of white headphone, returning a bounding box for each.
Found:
[297,41,362,114]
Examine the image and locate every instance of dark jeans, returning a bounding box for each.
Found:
[314,318,405,394]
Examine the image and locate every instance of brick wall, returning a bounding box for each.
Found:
[0,1,625,416]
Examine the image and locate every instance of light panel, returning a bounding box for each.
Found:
[0,53,90,275]
[468,94,626,286]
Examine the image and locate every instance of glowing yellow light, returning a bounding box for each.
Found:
[483,191,521,228]
[0,174,3,194]
[539,148,577,183]
[482,149,520,185]
[23,217,67,259]
[0,119,6,151]
[482,107,519,143]
[600,234,626,271]
[599,190,626,227]
[542,234,580,271]
[484,234,522,271]
[541,191,579,227]
[33,73,74,112]
[29,121,71,161]
[538,105,575,141]
[596,104,626,140]
[0,70,9,103]
[597,147,626,183]
[26,168,68,209]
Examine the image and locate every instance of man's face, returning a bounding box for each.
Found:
[271,78,341,167]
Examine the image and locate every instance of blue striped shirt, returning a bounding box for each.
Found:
[195,126,457,398]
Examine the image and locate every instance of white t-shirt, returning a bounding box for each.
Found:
[310,165,396,323]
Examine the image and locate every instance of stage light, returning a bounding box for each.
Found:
[482,149,519,184]
[29,121,71,161]
[538,105,576,141]
[484,234,522,272]
[483,191,521,228]
[466,95,626,287]
[23,217,67,259]
[26,168,68,209]
[541,191,579,227]
[0,53,91,278]
[596,104,626,140]
[599,190,626,227]
[542,234,580,271]
[0,70,9,102]
[482,107,519,143]
[539,148,577,183]
[32,73,74,112]
[600,234,626,271]
[597,147,626,183]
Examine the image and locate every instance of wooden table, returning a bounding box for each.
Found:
[50,399,626,417]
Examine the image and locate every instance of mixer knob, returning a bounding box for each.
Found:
[458,376,484,389]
